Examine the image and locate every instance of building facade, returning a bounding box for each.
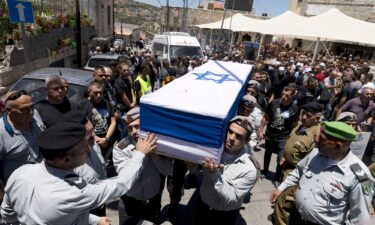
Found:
[289,0,375,22]
[39,0,114,39]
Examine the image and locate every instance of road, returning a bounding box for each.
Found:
[106,145,278,225]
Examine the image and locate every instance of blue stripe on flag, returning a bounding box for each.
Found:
[140,103,225,148]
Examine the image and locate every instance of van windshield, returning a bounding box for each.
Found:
[170,45,202,58]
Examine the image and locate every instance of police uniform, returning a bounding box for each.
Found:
[1,122,147,225]
[274,102,322,225]
[0,110,45,183]
[278,121,375,225]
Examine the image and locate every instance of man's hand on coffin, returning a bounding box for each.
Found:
[202,158,224,173]
[136,133,158,155]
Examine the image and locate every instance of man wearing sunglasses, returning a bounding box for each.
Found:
[34,75,76,128]
[0,90,45,184]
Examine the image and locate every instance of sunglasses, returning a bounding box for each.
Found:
[5,90,27,103]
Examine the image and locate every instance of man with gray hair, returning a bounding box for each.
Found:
[35,75,76,127]
[336,86,374,126]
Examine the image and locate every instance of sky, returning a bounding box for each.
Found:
[134,0,290,17]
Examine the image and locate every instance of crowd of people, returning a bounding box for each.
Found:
[0,40,374,225]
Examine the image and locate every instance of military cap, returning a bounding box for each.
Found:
[37,122,86,150]
[241,95,257,108]
[58,110,88,125]
[122,107,140,124]
[336,112,357,122]
[247,80,260,89]
[230,116,254,137]
[301,102,323,114]
[322,121,357,142]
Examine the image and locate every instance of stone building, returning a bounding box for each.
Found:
[289,0,375,22]
[41,0,114,39]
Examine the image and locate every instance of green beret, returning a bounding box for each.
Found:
[322,121,357,142]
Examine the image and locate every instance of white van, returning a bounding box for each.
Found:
[151,32,203,61]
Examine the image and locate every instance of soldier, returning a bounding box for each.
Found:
[1,121,157,225]
[194,116,258,225]
[273,102,323,225]
[113,107,172,224]
[271,121,375,225]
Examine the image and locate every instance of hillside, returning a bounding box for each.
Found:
[114,0,162,34]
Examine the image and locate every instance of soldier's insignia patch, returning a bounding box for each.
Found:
[362,180,373,195]
[64,174,87,189]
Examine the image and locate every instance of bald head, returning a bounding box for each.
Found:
[5,93,34,125]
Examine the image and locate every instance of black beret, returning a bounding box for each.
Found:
[301,102,323,114]
[37,122,85,150]
[58,110,88,125]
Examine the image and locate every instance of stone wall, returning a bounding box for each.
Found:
[160,7,257,32]
[301,0,375,22]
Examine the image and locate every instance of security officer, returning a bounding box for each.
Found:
[113,107,172,224]
[0,90,45,184]
[1,121,157,225]
[271,121,375,225]
[273,102,322,225]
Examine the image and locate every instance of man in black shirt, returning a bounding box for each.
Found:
[79,81,116,159]
[296,76,321,107]
[114,61,135,140]
[259,85,299,185]
[35,75,76,128]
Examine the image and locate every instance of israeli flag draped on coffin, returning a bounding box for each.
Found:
[140,60,253,163]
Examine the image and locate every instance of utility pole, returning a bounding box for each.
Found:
[217,0,228,51]
[166,0,170,32]
[182,0,186,32]
[75,0,82,68]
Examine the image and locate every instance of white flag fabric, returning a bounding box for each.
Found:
[140,60,253,163]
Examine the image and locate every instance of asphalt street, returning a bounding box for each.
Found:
[106,144,277,225]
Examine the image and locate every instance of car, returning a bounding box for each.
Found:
[84,53,127,71]
[8,67,93,104]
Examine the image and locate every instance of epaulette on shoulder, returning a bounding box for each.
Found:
[64,174,87,190]
[350,163,374,195]
[116,137,132,151]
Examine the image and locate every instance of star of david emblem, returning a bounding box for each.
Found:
[192,71,236,84]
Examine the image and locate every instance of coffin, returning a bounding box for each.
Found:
[140,60,253,163]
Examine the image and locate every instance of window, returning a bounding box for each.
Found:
[152,43,165,56]
[208,3,214,10]
[108,6,111,26]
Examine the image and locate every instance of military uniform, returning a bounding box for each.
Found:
[278,122,375,225]
[1,122,147,225]
[113,137,172,224]
[369,161,375,215]
[274,122,320,225]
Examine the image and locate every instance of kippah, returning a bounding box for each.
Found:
[37,122,85,150]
